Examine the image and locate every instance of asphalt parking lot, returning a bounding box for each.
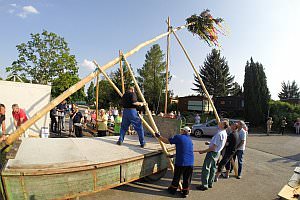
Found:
[80,133,299,200]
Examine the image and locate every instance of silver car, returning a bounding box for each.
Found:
[191,119,241,137]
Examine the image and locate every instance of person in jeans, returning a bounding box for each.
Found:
[234,120,248,179]
[117,86,147,148]
[155,126,194,198]
[196,119,228,191]
[72,107,83,137]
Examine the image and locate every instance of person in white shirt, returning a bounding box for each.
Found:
[234,120,247,179]
[195,114,201,124]
[196,119,228,191]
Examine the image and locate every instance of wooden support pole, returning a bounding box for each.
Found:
[164,17,171,115]
[4,22,192,146]
[119,50,125,94]
[93,61,123,97]
[171,30,238,177]
[121,54,178,175]
[95,75,99,122]
[172,30,220,123]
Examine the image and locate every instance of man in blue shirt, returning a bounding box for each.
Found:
[156,126,194,198]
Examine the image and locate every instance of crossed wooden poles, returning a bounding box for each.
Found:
[2,21,237,179]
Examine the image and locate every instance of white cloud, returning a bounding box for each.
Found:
[17,5,39,18]
[81,59,95,70]
[23,5,39,14]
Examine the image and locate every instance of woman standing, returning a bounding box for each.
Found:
[97,109,108,137]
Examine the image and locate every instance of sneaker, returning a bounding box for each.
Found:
[116,141,122,145]
[214,177,218,182]
[196,185,208,191]
[181,193,188,198]
[236,176,241,179]
[208,185,213,188]
[140,143,146,148]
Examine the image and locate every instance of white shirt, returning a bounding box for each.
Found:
[210,129,227,153]
[237,128,247,151]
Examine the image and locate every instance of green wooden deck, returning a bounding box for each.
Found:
[1,136,175,200]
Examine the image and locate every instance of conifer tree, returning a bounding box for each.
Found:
[244,58,270,125]
[278,80,300,100]
[192,49,234,97]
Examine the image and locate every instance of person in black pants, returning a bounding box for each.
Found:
[50,108,57,133]
[155,126,194,198]
[215,123,239,180]
[72,107,83,137]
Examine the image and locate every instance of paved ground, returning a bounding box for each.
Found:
[78,133,299,200]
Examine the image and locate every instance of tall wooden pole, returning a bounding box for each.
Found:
[172,30,220,123]
[121,54,178,174]
[119,50,125,94]
[95,74,99,123]
[164,17,171,115]
[4,22,193,146]
[172,30,238,177]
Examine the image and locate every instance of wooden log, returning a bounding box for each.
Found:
[93,60,123,97]
[121,55,178,175]
[172,30,220,123]
[119,50,125,94]
[96,75,99,123]
[164,17,171,115]
[172,30,239,176]
[4,23,192,146]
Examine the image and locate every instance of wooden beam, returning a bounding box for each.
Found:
[164,17,171,115]
[93,61,123,97]
[121,54,179,182]
[4,22,192,146]
[96,75,99,123]
[172,30,220,123]
[119,50,125,94]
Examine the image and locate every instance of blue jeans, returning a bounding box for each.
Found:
[118,109,145,146]
[236,150,244,176]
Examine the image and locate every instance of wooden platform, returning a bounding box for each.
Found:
[1,136,175,200]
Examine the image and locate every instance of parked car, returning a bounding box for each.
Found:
[191,119,247,137]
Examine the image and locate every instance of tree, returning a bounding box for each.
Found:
[192,49,234,97]
[6,30,78,85]
[278,80,300,100]
[86,81,95,105]
[137,44,170,112]
[229,82,243,96]
[244,58,270,126]
[51,73,86,102]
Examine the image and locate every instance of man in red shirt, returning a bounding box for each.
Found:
[12,104,28,128]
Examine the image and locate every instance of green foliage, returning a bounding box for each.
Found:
[51,73,86,102]
[278,80,300,100]
[192,49,234,97]
[97,80,115,109]
[186,9,224,46]
[6,30,78,85]
[86,81,95,105]
[269,100,300,131]
[137,44,170,112]
[230,82,243,96]
[244,58,270,126]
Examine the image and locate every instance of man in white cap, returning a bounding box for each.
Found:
[155,126,194,198]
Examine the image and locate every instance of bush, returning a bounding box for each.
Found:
[269,100,300,132]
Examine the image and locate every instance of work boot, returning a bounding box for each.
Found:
[116,141,122,145]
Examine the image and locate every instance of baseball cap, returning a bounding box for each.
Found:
[181,126,191,133]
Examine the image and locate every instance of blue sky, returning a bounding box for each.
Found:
[0,0,299,100]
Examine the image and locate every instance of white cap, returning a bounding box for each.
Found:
[181,126,191,133]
